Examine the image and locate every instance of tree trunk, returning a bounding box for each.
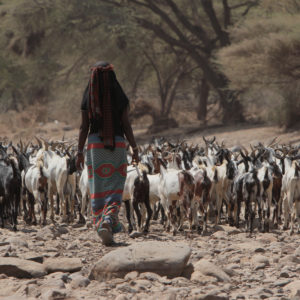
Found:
[197,78,209,122]
[218,90,245,123]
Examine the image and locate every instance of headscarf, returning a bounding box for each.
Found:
[88,61,115,150]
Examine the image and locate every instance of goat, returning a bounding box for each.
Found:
[191,167,212,233]
[232,169,260,232]
[0,150,21,231]
[132,169,152,233]
[281,158,300,234]
[177,170,195,231]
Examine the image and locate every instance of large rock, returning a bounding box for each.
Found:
[0,257,47,278]
[192,259,230,282]
[89,241,191,281]
[6,237,28,248]
[44,258,82,274]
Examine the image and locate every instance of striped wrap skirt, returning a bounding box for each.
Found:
[87,134,127,235]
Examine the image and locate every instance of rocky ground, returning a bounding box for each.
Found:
[1,121,300,300]
[0,208,299,300]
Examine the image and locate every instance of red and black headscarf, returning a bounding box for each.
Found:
[88,62,115,150]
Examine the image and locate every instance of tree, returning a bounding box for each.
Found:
[102,0,260,123]
[217,0,300,128]
[0,0,144,116]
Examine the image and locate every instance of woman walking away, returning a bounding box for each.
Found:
[76,61,139,246]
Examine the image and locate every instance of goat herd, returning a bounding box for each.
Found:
[0,136,300,238]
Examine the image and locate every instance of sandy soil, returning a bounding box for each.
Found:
[1,118,300,149]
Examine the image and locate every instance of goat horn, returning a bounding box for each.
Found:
[12,145,19,155]
[267,137,277,147]
[39,137,49,151]
[35,136,42,148]
[19,139,24,152]
[241,145,248,156]
[24,141,30,153]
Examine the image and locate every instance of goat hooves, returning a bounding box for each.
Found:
[143,229,149,234]
[172,230,177,236]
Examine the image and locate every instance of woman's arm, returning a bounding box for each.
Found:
[121,106,139,163]
[76,111,89,170]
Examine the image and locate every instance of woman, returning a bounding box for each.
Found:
[76,61,139,246]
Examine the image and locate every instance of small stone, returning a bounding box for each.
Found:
[193,259,230,282]
[0,242,10,247]
[44,258,82,273]
[254,248,265,253]
[6,237,28,248]
[139,272,162,281]
[129,231,143,238]
[124,271,139,281]
[66,243,78,250]
[158,276,172,285]
[70,275,90,288]
[284,280,300,298]
[279,272,289,278]
[20,252,44,264]
[115,295,129,300]
[41,289,66,300]
[272,279,292,287]
[280,255,300,264]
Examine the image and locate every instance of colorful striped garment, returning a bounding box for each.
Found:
[87,133,127,235]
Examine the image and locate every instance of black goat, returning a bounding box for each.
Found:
[125,170,152,233]
[0,155,21,231]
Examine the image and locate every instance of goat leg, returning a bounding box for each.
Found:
[124,201,133,233]
[56,194,60,215]
[160,205,166,225]
[133,201,142,232]
[152,202,160,220]
[143,200,153,233]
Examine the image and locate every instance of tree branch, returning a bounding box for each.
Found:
[165,0,211,49]
[201,0,230,46]
[222,0,231,29]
